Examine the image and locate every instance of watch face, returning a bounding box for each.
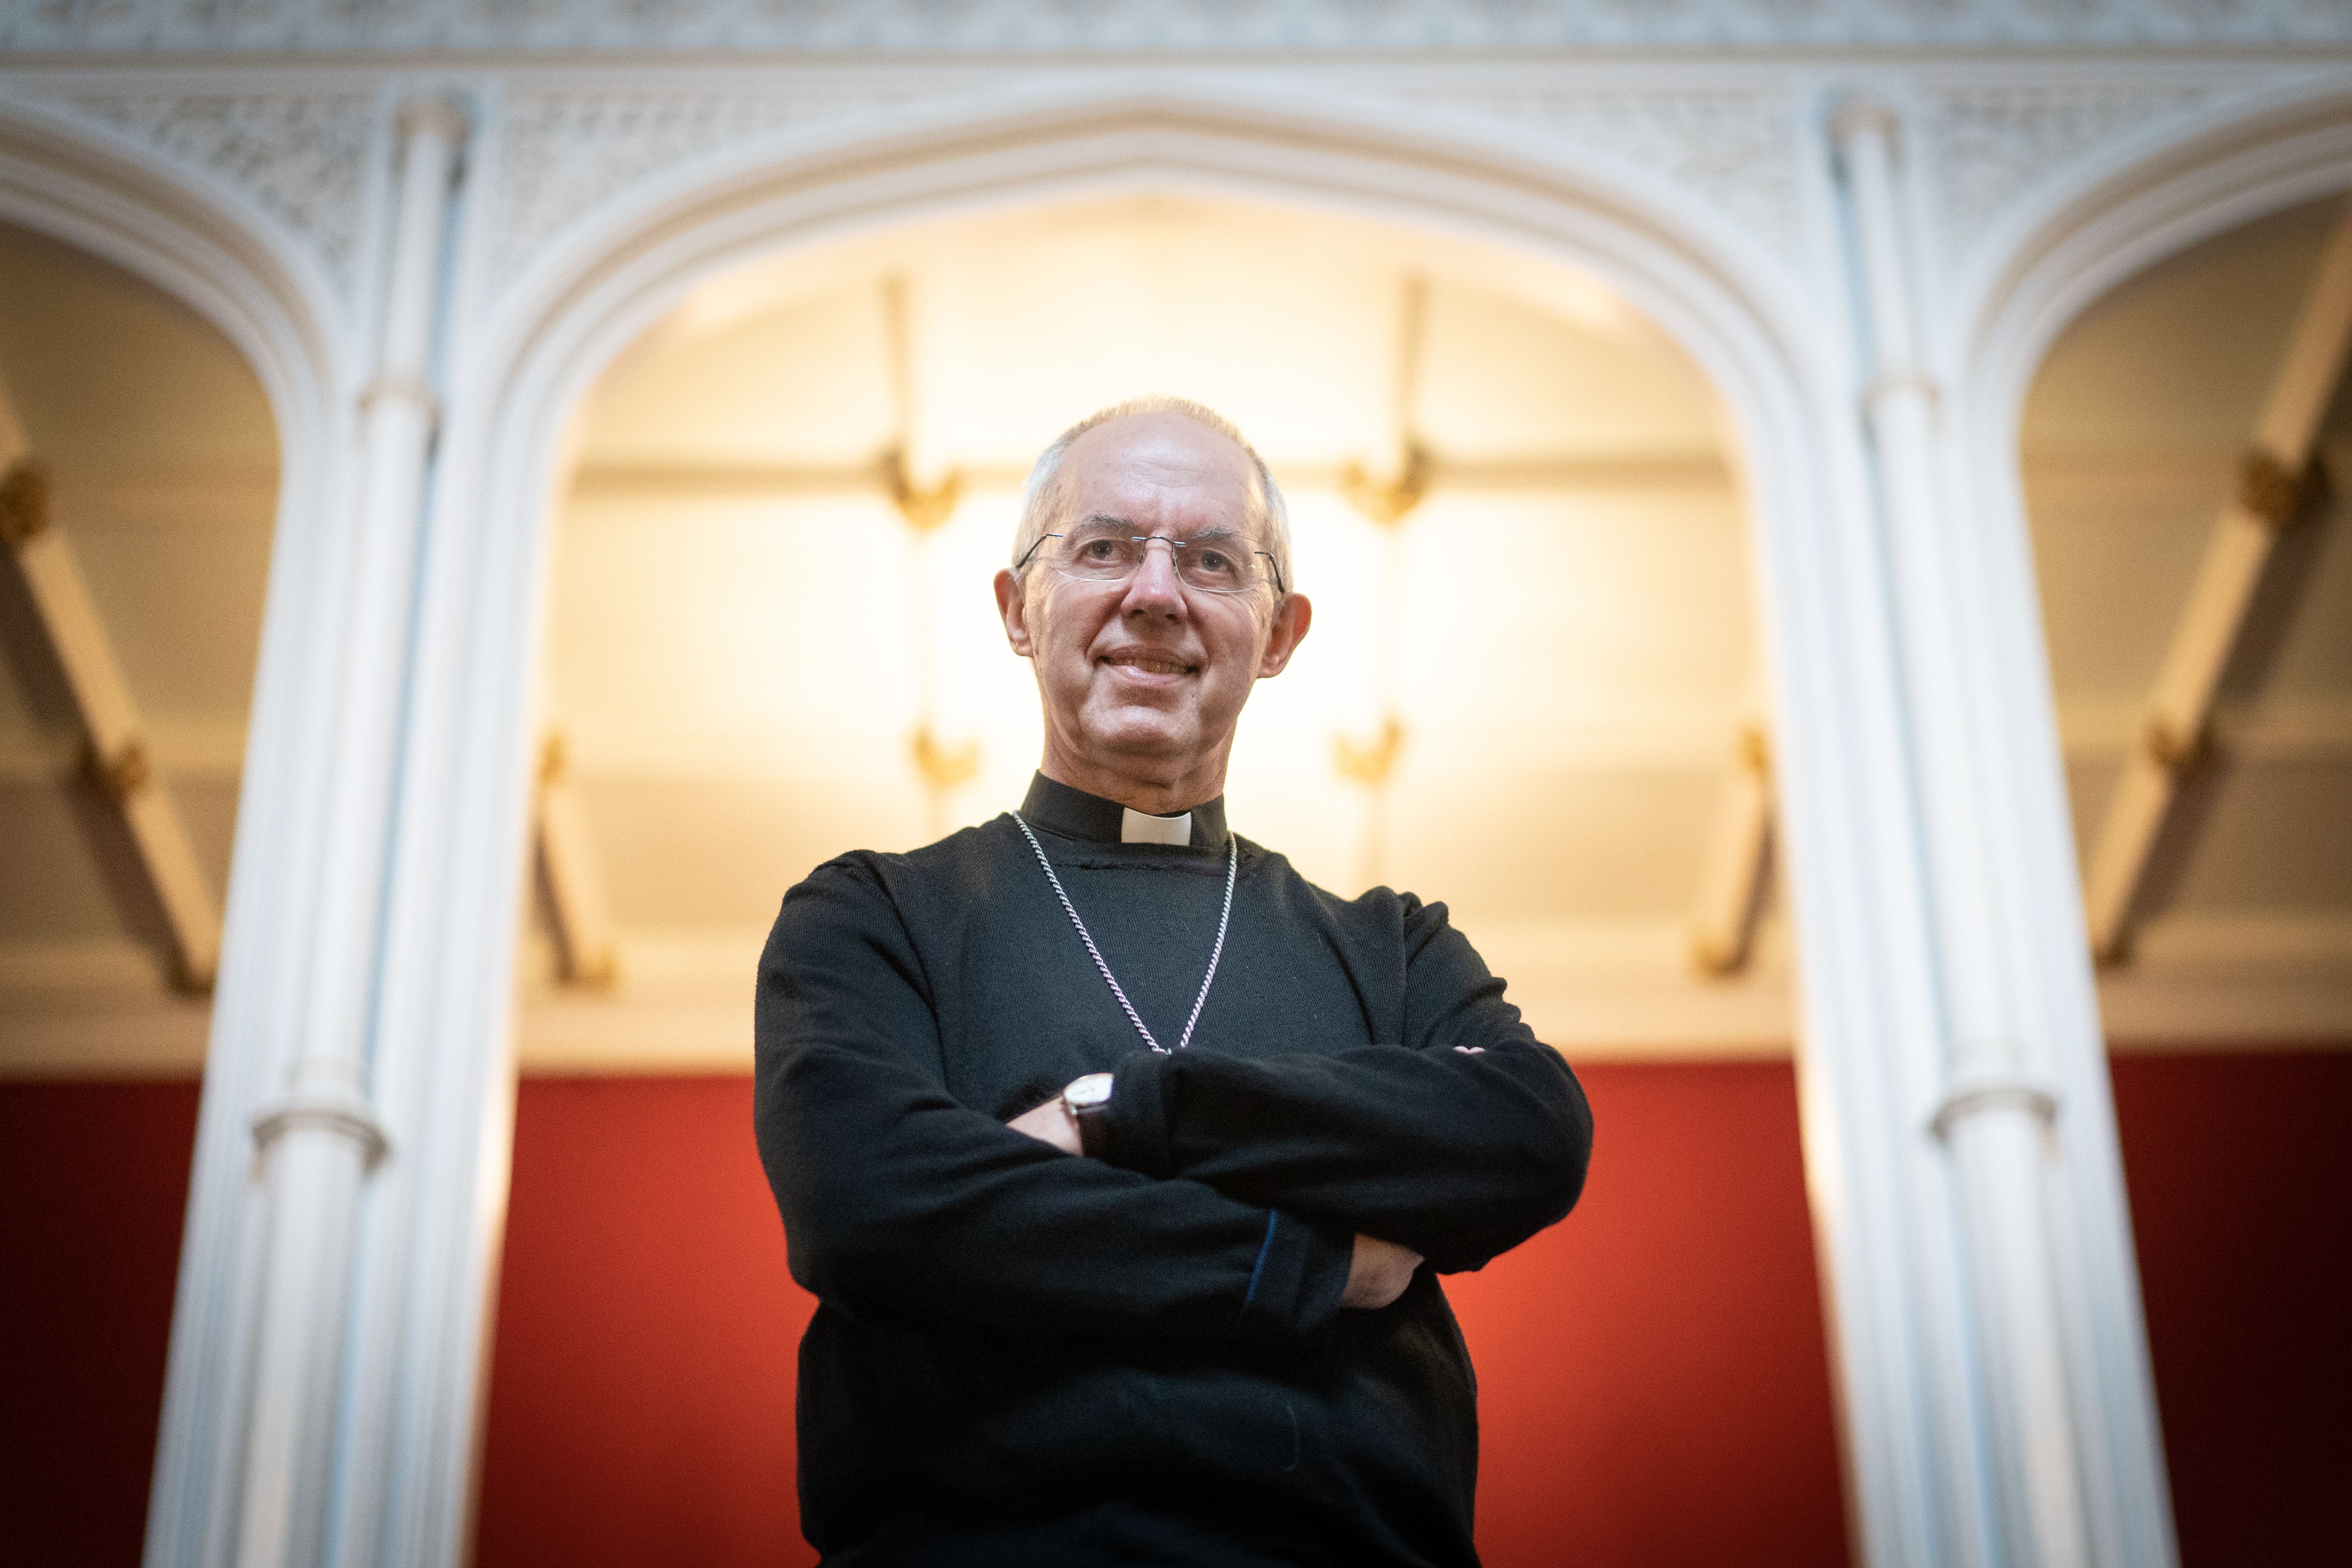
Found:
[1065,1072,1114,1111]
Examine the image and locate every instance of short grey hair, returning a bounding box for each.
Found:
[1010,395,1293,596]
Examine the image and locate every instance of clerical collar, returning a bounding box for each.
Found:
[1019,773,1230,851]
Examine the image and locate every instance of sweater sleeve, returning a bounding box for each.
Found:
[1095,895,1593,1273]
[754,856,1355,1341]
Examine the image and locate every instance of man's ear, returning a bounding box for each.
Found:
[994,568,1035,657]
[1256,591,1312,678]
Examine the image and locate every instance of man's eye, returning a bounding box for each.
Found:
[1079,539,1120,560]
[1195,549,1231,571]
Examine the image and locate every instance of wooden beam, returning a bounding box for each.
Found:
[1,382,222,992]
[878,273,961,531]
[2084,201,2352,963]
[1690,723,1774,976]
[1343,274,1433,525]
[535,731,619,989]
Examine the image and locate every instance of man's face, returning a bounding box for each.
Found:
[994,413,1309,800]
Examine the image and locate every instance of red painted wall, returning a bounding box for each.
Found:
[6,1052,2347,1566]
[2110,1052,2352,1568]
[471,1065,1850,1568]
[0,1081,200,1565]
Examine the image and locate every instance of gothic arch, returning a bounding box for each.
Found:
[356,85,1903,1568]
[1959,76,2352,445]
[0,99,369,1561]
[399,77,1868,1097]
[0,97,341,443]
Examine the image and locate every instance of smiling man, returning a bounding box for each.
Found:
[754,397,1593,1567]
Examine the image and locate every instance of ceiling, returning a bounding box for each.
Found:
[0,191,2344,1076]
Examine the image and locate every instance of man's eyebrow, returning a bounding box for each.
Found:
[1071,514,1246,543]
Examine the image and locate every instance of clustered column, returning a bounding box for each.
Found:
[1825,98,2116,1568]
[231,96,468,1568]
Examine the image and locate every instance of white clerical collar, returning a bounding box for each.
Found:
[1019,773,1229,849]
[1121,807,1193,847]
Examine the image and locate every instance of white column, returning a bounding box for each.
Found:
[1815,98,2171,1568]
[228,95,468,1568]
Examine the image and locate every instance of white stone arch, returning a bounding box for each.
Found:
[1959,76,2352,434]
[346,80,1975,1568]
[427,78,1860,993]
[1943,76,2352,1026]
[1905,84,2352,1568]
[0,94,375,1566]
[411,73,1877,1125]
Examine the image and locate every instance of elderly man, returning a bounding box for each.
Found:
[755,397,1592,1566]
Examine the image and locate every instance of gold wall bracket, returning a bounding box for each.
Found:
[1333,717,1407,786]
[1340,444,1432,527]
[881,446,963,533]
[2237,447,2327,531]
[912,724,981,791]
[0,457,52,546]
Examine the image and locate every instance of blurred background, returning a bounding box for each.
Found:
[3,169,2347,1568]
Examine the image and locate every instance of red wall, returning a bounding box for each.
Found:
[472,1064,1850,1568]
[6,1052,2347,1566]
[2110,1052,2352,1568]
[0,1081,200,1565]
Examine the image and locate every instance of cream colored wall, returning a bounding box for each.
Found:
[2022,195,2352,1037]
[0,222,275,1061]
[526,194,1778,1068]
[4,182,2348,1075]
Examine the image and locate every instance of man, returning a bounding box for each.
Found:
[755,397,1593,1566]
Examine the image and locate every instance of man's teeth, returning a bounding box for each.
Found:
[1114,657,1190,674]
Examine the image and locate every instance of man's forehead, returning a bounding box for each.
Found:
[1062,412,1255,493]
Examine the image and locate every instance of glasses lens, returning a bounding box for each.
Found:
[1058,530,1142,580]
[1176,541,1252,594]
[1049,530,1266,594]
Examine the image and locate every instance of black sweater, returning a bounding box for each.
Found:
[754,775,1593,1566]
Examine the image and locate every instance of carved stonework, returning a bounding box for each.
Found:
[1928,84,2215,251]
[1398,88,1802,262]
[6,0,2350,51]
[46,91,376,291]
[494,86,921,278]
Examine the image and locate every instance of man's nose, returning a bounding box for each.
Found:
[1121,537,1186,613]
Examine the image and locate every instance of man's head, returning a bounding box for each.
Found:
[994,397,1312,814]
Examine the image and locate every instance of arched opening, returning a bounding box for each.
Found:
[472,185,1845,1567]
[0,215,283,1558]
[2014,189,2352,1568]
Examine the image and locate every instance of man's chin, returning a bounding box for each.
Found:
[1074,707,1205,765]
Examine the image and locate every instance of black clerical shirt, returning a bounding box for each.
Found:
[754,775,1593,1566]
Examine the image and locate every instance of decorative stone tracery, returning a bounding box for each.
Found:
[496,85,925,276]
[37,90,376,293]
[1397,86,1804,260]
[1927,82,2218,254]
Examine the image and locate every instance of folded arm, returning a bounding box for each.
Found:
[754,858,1357,1341]
[1087,897,1593,1273]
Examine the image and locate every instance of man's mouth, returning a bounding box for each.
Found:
[1100,651,1199,676]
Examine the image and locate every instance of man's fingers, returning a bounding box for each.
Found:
[1005,1098,1081,1155]
[1341,1233,1422,1311]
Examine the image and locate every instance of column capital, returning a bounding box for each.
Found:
[252,1089,392,1169]
[1930,1074,2060,1141]
[394,93,471,151]
[357,374,442,422]
[1829,95,1902,157]
[1863,366,1942,412]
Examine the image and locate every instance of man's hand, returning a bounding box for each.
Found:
[1006,1096,1081,1155]
[1010,1098,1420,1308]
[1341,1234,1422,1310]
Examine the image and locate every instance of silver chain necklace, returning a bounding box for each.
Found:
[1011,811,1238,1055]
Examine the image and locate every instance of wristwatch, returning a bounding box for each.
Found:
[1062,1072,1115,1159]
